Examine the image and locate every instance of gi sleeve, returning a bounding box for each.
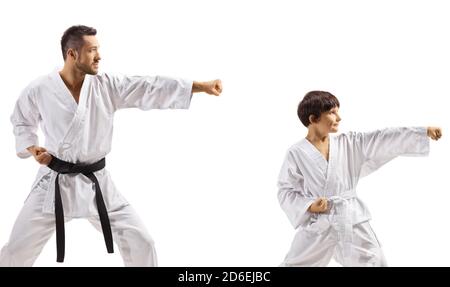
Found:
[105,73,193,111]
[277,150,316,229]
[10,87,41,158]
[355,127,430,177]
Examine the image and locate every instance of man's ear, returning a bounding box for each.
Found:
[67,48,77,60]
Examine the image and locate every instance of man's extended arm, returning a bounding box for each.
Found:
[192,80,223,96]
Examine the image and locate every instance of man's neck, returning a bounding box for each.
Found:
[59,65,85,92]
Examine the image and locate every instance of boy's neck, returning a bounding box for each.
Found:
[306,129,329,144]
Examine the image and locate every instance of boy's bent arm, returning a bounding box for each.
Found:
[277,150,316,229]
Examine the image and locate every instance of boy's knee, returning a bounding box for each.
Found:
[141,234,155,251]
[363,248,387,267]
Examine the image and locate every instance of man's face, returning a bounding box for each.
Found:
[315,106,341,134]
[74,35,101,75]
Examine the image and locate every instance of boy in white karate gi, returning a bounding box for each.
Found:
[278,91,441,267]
[0,25,223,266]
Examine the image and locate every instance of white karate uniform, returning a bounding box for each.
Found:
[0,69,193,266]
[278,127,430,266]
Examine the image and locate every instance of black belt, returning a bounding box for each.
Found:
[47,157,114,262]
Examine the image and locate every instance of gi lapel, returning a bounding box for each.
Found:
[300,138,329,197]
[53,71,91,161]
[301,138,328,175]
[323,136,336,197]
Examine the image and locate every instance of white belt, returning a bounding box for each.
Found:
[327,191,356,265]
[307,190,357,265]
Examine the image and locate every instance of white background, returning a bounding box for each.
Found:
[0,0,449,267]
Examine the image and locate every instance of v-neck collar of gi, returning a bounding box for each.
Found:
[53,69,90,114]
[301,136,335,183]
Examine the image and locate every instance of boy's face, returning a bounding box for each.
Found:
[314,106,341,134]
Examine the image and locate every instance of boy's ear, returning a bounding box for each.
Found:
[309,114,318,124]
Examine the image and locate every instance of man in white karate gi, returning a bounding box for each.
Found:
[0,25,223,266]
[278,91,442,267]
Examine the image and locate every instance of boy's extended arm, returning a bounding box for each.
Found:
[427,127,442,141]
[356,126,439,178]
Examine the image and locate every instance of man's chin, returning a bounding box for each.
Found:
[86,69,99,75]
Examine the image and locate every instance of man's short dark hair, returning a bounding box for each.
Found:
[297,91,340,127]
[61,25,97,60]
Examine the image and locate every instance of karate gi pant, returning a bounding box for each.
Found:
[0,186,157,267]
[281,221,387,267]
